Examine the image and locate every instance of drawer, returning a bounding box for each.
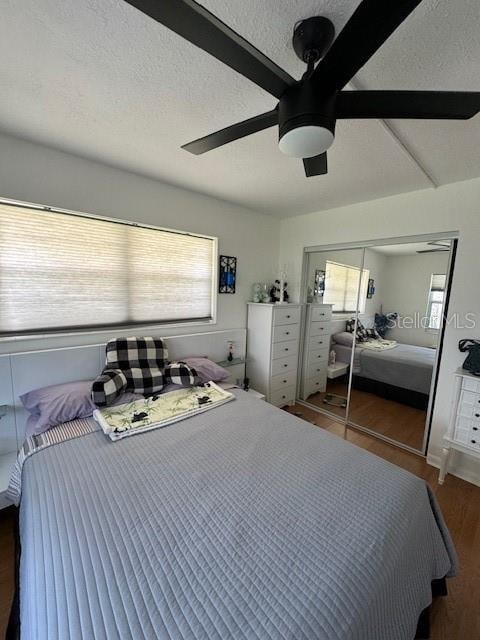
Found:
[273,323,299,343]
[271,354,298,376]
[307,348,329,369]
[455,416,480,436]
[462,377,480,394]
[304,374,327,397]
[455,428,480,449]
[457,390,480,418]
[270,385,296,407]
[272,339,298,360]
[306,358,328,379]
[311,306,332,322]
[308,335,329,350]
[273,306,301,326]
[271,369,297,392]
[309,321,330,337]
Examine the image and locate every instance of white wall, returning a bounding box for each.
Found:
[279,177,480,486]
[0,132,278,354]
[381,252,451,347]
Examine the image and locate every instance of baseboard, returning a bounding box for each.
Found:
[427,454,480,488]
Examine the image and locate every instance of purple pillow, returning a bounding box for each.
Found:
[183,357,229,383]
[21,380,140,437]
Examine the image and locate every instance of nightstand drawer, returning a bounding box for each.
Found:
[273,323,299,343]
[309,321,330,337]
[271,354,298,376]
[270,385,296,407]
[311,306,332,322]
[273,306,301,326]
[458,390,480,418]
[272,339,298,360]
[462,377,480,393]
[271,369,296,392]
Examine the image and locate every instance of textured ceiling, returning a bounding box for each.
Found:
[0,0,479,217]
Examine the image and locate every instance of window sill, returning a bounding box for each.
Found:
[0,318,217,343]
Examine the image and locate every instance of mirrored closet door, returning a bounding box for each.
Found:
[298,236,456,454]
[299,247,365,421]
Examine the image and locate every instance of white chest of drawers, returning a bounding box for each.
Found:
[246,303,302,407]
[439,368,480,484]
[299,304,333,401]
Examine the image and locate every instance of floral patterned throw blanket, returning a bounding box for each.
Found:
[94,381,235,441]
[360,339,398,352]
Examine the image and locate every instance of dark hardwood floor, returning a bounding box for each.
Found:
[0,407,478,639]
[305,379,427,450]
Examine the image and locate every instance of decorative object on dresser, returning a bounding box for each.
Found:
[269,279,289,304]
[219,255,237,294]
[246,303,302,407]
[299,304,333,401]
[251,282,270,303]
[439,368,480,484]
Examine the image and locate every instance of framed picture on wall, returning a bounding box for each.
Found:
[367,278,375,299]
[314,269,326,299]
[219,255,237,294]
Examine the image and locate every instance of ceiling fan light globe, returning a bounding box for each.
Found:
[278,125,334,158]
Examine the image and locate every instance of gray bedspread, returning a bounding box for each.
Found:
[359,343,435,395]
[19,390,456,640]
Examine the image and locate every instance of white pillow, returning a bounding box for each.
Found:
[333,332,355,346]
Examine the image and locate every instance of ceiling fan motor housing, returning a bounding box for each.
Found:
[278,81,336,158]
[292,16,335,63]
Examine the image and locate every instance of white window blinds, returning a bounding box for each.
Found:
[324,261,369,313]
[0,202,216,334]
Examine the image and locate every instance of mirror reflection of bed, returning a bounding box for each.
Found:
[299,238,454,453]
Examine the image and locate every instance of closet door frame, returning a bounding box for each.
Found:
[297,230,458,456]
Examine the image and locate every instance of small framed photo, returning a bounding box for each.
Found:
[367,278,375,299]
[219,255,237,294]
[314,269,325,298]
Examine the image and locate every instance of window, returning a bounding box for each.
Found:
[426,274,446,331]
[0,201,217,335]
[323,261,370,313]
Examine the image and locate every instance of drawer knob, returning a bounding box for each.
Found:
[473,427,478,431]
[282,395,286,399]
[283,364,288,368]
[476,413,480,418]
[285,348,289,351]
[286,315,291,319]
[471,440,477,444]
[283,379,287,383]
[286,331,290,335]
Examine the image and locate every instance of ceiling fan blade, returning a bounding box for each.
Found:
[182,109,278,155]
[313,0,422,92]
[124,0,295,99]
[303,153,328,177]
[336,91,480,120]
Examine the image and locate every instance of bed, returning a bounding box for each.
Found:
[10,389,456,640]
[333,342,436,409]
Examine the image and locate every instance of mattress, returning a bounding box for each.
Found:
[18,389,456,640]
[333,342,435,395]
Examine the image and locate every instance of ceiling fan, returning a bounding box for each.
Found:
[125,0,480,177]
[416,241,451,253]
